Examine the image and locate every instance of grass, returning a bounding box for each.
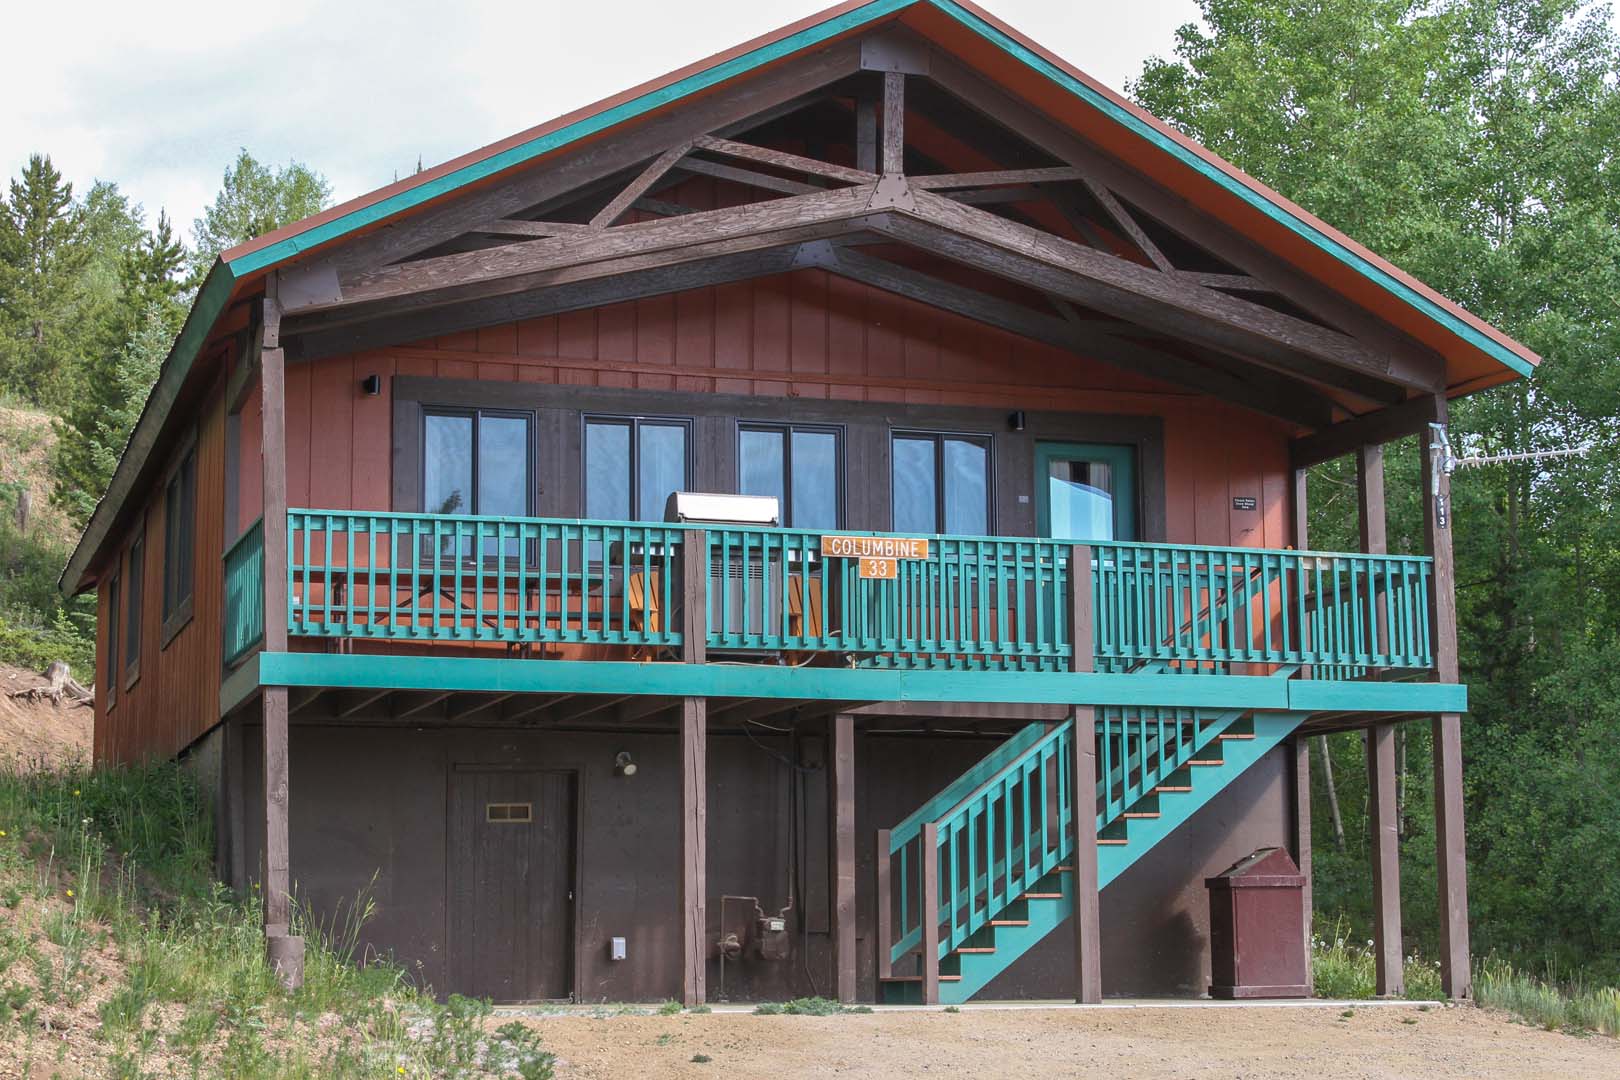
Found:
[1476,957,1620,1035]
[753,996,873,1016]
[0,757,557,1078]
[1313,916,1620,1038]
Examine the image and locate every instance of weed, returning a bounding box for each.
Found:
[688,1003,711,1014]
[656,1032,674,1045]
[754,996,869,1016]
[691,1053,712,1063]
[943,1005,960,1013]
[658,997,683,1015]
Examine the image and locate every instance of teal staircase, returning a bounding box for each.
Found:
[876,669,1307,1005]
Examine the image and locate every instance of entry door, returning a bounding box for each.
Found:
[1035,442,1137,541]
[448,768,576,1002]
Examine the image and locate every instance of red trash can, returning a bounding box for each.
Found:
[1205,847,1309,999]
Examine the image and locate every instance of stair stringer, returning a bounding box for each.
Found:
[942,710,1311,1003]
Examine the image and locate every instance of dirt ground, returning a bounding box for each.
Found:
[0,662,92,770]
[515,1001,1620,1079]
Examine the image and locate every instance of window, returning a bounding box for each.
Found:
[584,416,691,521]
[422,409,532,517]
[738,424,841,529]
[1036,442,1137,542]
[124,536,143,681]
[892,432,991,535]
[105,574,120,708]
[162,448,196,630]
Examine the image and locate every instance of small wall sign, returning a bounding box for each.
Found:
[820,535,930,560]
[821,535,930,579]
[1231,496,1257,511]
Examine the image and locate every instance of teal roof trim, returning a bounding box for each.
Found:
[928,0,1535,379]
[225,0,914,279]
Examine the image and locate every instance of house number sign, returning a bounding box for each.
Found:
[820,535,931,580]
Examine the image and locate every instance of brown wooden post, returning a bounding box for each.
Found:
[881,71,905,175]
[1288,735,1314,992]
[1366,724,1404,996]
[920,821,939,1005]
[1419,406,1471,999]
[830,712,857,1002]
[874,827,893,981]
[1068,544,1101,1002]
[1357,442,1403,994]
[681,695,707,1005]
[855,88,878,174]
[257,285,302,989]
[682,528,707,665]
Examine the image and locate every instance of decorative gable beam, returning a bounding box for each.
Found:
[882,189,1405,404]
[925,52,1447,394]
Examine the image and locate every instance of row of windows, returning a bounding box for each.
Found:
[422,409,993,534]
[106,447,196,709]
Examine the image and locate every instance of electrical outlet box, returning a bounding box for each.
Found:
[609,936,627,961]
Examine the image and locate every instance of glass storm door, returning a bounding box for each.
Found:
[1035,442,1136,541]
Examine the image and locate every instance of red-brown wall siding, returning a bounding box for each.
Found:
[280,268,1295,549]
[95,384,227,765]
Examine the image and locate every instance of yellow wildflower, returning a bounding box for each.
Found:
[65,888,74,898]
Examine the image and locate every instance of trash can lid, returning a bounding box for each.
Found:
[1205,846,1307,889]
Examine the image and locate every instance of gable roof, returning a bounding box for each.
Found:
[63,0,1538,594]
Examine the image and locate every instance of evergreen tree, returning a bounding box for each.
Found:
[0,155,88,405]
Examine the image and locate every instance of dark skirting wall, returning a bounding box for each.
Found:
[229,714,1289,1002]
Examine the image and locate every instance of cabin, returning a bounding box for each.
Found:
[65,0,1536,1007]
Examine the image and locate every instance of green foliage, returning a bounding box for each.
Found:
[188,149,331,283]
[753,996,872,1015]
[1135,0,1620,980]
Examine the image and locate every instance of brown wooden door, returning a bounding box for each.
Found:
[448,768,576,1002]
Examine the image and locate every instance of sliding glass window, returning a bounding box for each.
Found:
[422,409,532,557]
[891,432,991,535]
[738,424,841,529]
[584,416,692,522]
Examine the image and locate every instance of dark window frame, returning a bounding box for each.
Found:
[889,429,995,536]
[105,572,120,710]
[419,406,537,518]
[736,421,845,530]
[580,413,695,523]
[160,439,197,649]
[124,532,143,689]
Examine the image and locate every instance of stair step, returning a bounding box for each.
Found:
[990,919,1029,927]
[1023,892,1063,900]
[879,974,962,983]
[1188,759,1223,766]
[1123,811,1160,819]
[1156,784,1192,793]
[1098,838,1128,846]
[1218,733,1256,741]
[958,947,995,954]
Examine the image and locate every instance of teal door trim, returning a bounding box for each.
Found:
[1034,441,1137,541]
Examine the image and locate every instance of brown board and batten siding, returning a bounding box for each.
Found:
[269,266,1295,550]
[95,383,227,766]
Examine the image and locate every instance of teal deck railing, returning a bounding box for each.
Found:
[283,510,685,651]
[702,526,1073,670]
[227,510,1436,677]
[222,517,266,667]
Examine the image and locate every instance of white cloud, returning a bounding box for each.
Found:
[1,0,1202,240]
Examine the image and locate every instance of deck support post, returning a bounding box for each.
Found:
[830,712,857,1002]
[681,695,707,1006]
[1420,409,1470,999]
[920,821,939,1005]
[1366,724,1404,996]
[1068,544,1101,1003]
[1070,705,1102,1003]
[1288,735,1313,992]
[1358,442,1403,996]
[257,283,302,989]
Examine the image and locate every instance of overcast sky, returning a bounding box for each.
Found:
[1,0,1205,242]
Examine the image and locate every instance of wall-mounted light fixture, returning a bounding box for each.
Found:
[613,750,638,777]
[1008,410,1027,432]
[360,374,381,396]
